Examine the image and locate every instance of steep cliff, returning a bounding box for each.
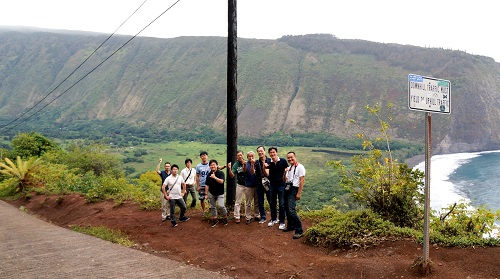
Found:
[1,30,499,152]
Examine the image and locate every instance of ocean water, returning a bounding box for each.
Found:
[414,150,500,213]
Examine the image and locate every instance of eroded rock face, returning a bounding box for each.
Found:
[2,32,500,153]
[435,136,485,154]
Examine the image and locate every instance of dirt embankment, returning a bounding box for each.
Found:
[6,194,500,279]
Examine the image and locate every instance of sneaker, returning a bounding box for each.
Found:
[293,233,303,239]
[172,221,178,228]
[258,219,267,224]
[278,223,286,230]
[223,218,228,226]
[267,220,277,227]
[211,219,219,227]
[162,215,170,222]
[254,216,261,222]
[235,218,241,224]
[179,217,190,222]
[246,219,251,225]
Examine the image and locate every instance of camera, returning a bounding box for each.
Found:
[285,182,293,190]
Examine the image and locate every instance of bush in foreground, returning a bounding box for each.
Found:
[304,209,417,249]
[302,205,500,249]
[430,202,500,247]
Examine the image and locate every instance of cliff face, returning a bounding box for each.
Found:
[433,66,500,153]
[1,31,500,153]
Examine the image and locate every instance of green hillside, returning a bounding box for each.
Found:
[1,30,500,153]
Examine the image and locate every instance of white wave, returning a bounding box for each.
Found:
[414,150,500,237]
[414,152,481,213]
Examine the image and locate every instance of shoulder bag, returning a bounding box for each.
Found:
[258,160,270,191]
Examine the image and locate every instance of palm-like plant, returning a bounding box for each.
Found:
[0,156,42,192]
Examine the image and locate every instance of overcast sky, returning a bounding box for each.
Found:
[1,0,499,62]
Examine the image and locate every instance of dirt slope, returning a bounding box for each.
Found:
[7,194,500,279]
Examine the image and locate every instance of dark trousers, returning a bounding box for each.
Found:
[269,181,285,223]
[284,187,303,234]
[256,185,271,220]
[183,185,197,207]
[169,198,187,224]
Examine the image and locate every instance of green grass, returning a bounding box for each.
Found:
[119,141,358,177]
[115,141,357,210]
[117,141,231,176]
[71,225,134,247]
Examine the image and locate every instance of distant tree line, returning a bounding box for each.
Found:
[7,120,423,161]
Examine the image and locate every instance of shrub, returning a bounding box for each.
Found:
[11,132,59,158]
[332,103,425,228]
[429,202,500,247]
[300,205,342,224]
[85,176,135,203]
[0,178,22,198]
[44,142,123,178]
[305,209,415,248]
[131,172,162,210]
[0,156,43,192]
[32,163,80,194]
[133,179,161,210]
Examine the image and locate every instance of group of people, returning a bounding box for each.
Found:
[155,146,305,239]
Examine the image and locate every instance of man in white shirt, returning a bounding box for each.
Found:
[162,164,190,227]
[181,158,197,208]
[283,151,305,239]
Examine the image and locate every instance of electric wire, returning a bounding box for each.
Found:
[0,0,149,132]
[1,0,181,133]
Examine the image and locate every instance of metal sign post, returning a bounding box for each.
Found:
[408,74,451,275]
[423,112,431,273]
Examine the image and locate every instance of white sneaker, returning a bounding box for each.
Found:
[278,223,286,230]
[267,220,277,227]
[258,219,266,224]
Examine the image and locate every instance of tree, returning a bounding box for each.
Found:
[57,142,123,178]
[0,156,42,192]
[11,132,59,158]
[332,103,425,228]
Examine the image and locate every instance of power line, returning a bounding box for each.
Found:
[0,0,149,132]
[1,0,181,133]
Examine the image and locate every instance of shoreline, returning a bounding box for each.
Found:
[404,154,425,168]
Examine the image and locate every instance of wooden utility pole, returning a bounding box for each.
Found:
[226,0,237,209]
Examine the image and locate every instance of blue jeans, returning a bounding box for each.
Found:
[269,181,285,223]
[256,184,271,220]
[285,187,303,234]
